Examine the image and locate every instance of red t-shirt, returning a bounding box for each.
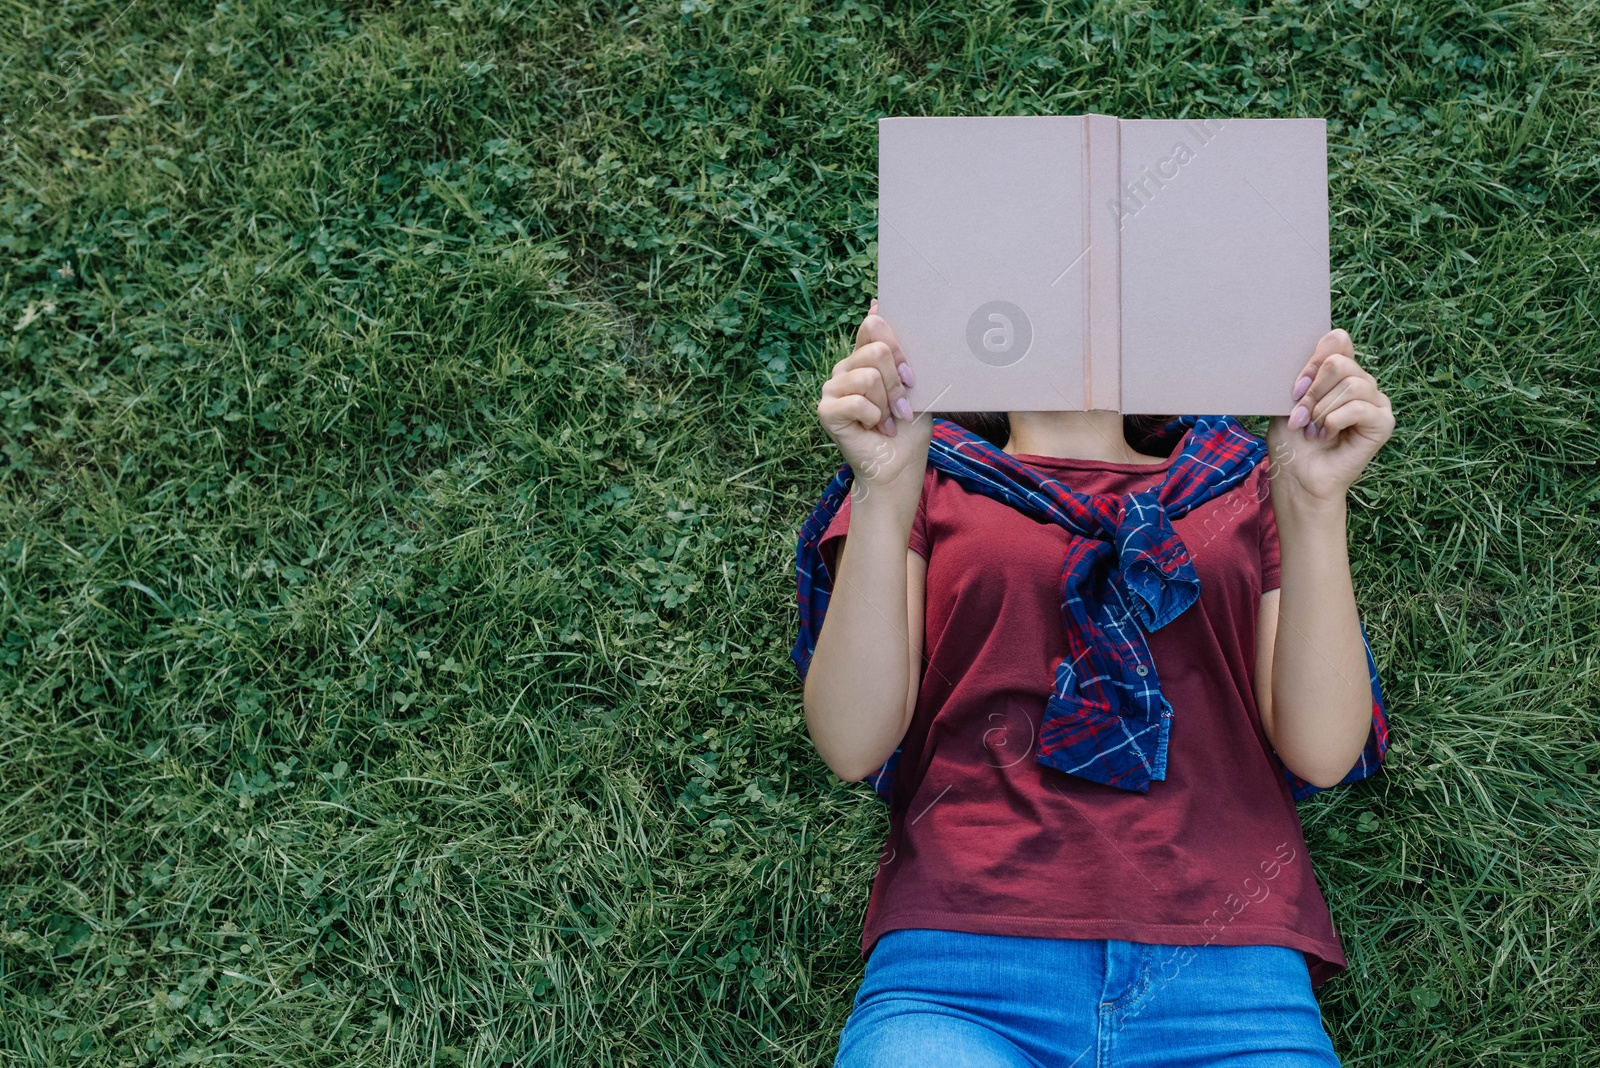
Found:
[819,447,1348,987]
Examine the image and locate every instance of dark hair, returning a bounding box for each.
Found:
[939,412,1180,456]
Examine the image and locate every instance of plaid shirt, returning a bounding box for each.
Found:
[792,415,1389,803]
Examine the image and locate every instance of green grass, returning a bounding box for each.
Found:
[0,0,1597,1063]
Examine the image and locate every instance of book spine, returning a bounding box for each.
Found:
[1085,114,1122,411]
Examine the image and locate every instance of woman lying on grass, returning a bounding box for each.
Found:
[791,298,1395,1067]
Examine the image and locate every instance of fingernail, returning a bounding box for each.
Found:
[870,298,879,313]
[897,362,915,388]
[894,397,913,420]
[1292,375,1312,401]
[1287,405,1309,430]
[882,416,896,435]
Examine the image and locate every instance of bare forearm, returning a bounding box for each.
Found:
[803,492,917,781]
[1270,487,1373,787]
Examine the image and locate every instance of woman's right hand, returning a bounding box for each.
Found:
[805,300,930,780]
[816,299,932,492]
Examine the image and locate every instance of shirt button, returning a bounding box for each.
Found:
[1135,665,1149,676]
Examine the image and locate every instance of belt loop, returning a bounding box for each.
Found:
[1098,939,1147,1012]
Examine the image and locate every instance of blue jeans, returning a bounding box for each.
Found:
[834,929,1340,1068]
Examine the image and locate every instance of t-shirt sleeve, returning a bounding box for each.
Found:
[817,468,933,578]
[1257,468,1282,594]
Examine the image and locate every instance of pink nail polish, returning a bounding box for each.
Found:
[1292,375,1312,401]
[883,416,896,435]
[898,362,916,388]
[1288,405,1308,430]
[895,397,913,420]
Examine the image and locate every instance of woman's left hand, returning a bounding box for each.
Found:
[1265,328,1395,504]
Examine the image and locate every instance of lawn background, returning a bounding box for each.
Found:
[2,0,1598,1064]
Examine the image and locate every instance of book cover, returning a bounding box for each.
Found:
[878,114,1330,416]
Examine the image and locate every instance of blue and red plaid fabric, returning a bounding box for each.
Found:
[791,415,1389,804]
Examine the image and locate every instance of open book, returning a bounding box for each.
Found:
[878,115,1330,415]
